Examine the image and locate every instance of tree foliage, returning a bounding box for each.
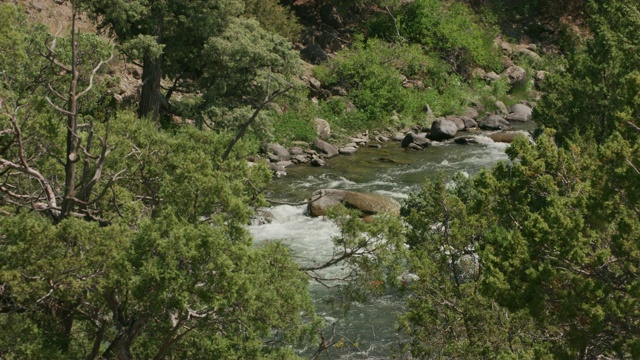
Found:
[83,0,301,122]
[399,2,640,358]
[0,4,318,358]
[535,0,640,143]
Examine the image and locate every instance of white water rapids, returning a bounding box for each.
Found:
[248,133,519,358]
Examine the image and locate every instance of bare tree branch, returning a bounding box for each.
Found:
[45,96,74,116]
[220,76,292,162]
[76,54,114,100]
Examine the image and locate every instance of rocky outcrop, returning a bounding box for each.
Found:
[308,189,401,217]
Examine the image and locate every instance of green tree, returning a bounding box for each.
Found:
[83,0,300,122]
[1,4,318,358]
[399,173,545,359]
[535,0,640,143]
[478,132,640,358]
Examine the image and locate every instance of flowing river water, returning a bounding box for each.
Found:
[248,127,533,359]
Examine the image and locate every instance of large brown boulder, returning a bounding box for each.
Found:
[308,189,401,217]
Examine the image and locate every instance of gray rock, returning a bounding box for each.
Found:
[250,209,275,226]
[314,138,339,158]
[267,154,279,163]
[276,160,294,168]
[479,115,512,130]
[314,117,331,140]
[267,143,291,161]
[308,189,401,217]
[289,146,305,156]
[423,104,435,118]
[269,163,287,175]
[461,117,478,129]
[393,132,406,141]
[407,143,424,150]
[308,77,322,90]
[292,154,309,163]
[464,107,479,120]
[368,143,382,149]
[485,71,500,82]
[535,70,547,87]
[376,135,389,142]
[311,157,326,167]
[429,119,458,141]
[517,48,541,61]
[401,132,431,148]
[506,104,533,122]
[495,101,508,115]
[350,137,368,146]
[472,67,487,78]
[503,65,527,85]
[454,136,480,145]
[300,43,329,64]
[339,146,358,155]
[445,116,466,130]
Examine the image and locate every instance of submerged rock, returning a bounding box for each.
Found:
[308,189,401,217]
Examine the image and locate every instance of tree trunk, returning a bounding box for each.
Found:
[138,54,164,121]
[60,3,80,219]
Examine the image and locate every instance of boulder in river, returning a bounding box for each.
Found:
[339,146,358,155]
[454,136,480,145]
[489,131,533,144]
[308,189,401,217]
[314,138,339,158]
[311,157,326,167]
[401,132,431,148]
[429,119,458,141]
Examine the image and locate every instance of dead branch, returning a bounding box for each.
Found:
[76,53,114,100]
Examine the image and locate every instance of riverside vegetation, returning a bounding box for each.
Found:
[0,0,639,359]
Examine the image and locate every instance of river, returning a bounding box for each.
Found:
[248,129,530,359]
